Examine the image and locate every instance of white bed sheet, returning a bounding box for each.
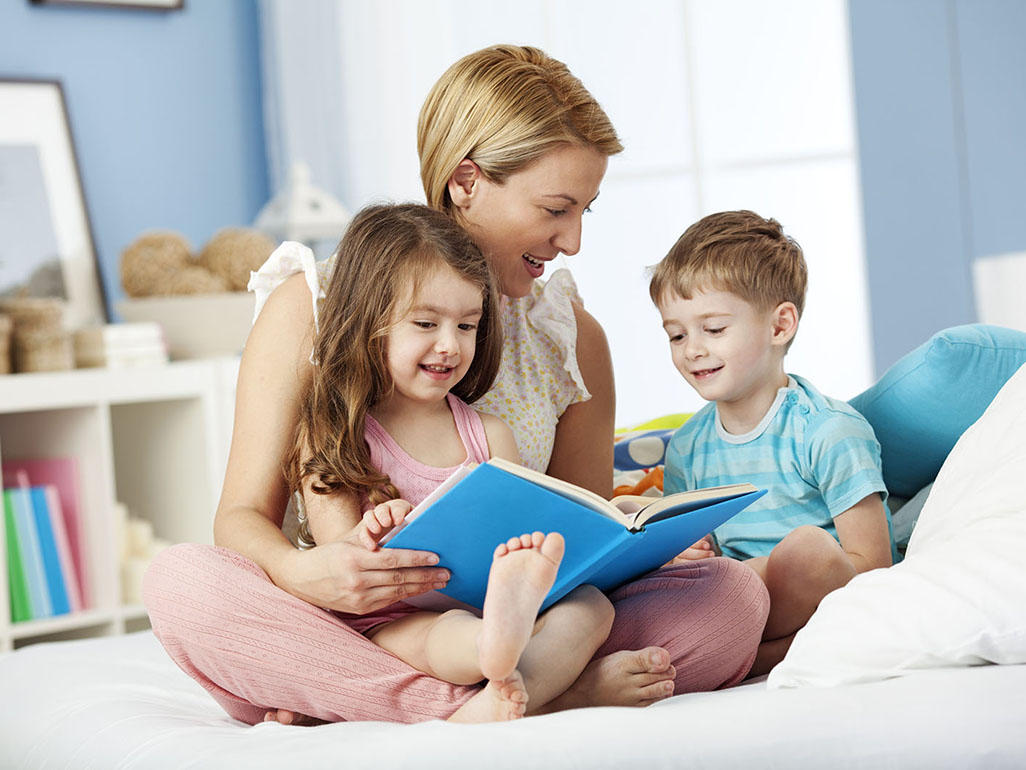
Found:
[1,631,1024,769]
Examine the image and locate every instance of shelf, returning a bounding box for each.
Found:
[1,358,237,652]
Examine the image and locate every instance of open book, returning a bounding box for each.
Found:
[382,458,764,612]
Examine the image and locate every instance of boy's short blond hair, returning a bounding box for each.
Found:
[649,210,808,318]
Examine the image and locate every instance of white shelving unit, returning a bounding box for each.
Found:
[0,357,239,652]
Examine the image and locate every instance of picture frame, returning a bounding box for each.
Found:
[0,78,108,328]
[29,0,183,9]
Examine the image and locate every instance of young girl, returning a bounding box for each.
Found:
[286,202,614,722]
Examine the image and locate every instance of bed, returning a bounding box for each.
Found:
[1,630,1023,769]
[2,325,1025,768]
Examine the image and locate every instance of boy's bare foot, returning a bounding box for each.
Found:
[478,531,565,682]
[448,670,528,723]
[537,647,676,712]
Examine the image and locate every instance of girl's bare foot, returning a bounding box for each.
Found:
[448,670,528,723]
[478,531,564,682]
[536,647,677,713]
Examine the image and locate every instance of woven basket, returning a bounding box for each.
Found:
[0,297,73,373]
[0,314,11,375]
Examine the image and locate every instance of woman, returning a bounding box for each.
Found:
[143,44,769,724]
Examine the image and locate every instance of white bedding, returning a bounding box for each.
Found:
[1,630,1023,769]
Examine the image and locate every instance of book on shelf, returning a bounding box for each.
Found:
[381,457,765,612]
[43,486,82,612]
[28,487,70,616]
[73,322,169,368]
[2,458,89,608]
[4,482,53,619]
[3,491,32,623]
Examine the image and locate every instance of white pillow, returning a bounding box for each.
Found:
[768,361,1026,688]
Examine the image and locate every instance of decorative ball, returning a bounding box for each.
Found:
[166,265,230,295]
[120,231,193,297]
[198,227,277,291]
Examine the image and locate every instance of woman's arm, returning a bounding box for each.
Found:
[545,302,615,499]
[213,273,449,613]
[480,413,522,464]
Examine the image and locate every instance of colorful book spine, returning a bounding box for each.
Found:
[2,457,88,608]
[3,491,32,623]
[29,486,70,616]
[44,485,82,612]
[7,485,53,618]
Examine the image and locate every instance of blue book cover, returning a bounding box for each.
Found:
[7,485,53,619]
[383,458,765,612]
[29,486,70,616]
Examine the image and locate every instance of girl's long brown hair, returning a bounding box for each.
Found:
[286,203,502,508]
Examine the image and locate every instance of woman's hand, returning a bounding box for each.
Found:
[279,534,450,615]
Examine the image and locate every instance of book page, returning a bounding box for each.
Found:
[629,483,758,528]
[486,458,632,527]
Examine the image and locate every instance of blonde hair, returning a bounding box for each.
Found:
[649,210,808,318]
[287,203,502,511]
[418,44,623,212]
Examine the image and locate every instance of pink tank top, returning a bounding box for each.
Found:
[364,393,491,506]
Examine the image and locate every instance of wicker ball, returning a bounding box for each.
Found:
[0,297,72,373]
[120,231,193,297]
[165,265,230,295]
[198,228,276,291]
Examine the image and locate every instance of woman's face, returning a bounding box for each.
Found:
[453,143,608,298]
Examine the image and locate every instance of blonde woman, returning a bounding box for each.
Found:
[144,45,769,724]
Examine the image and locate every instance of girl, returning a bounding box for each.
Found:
[288,202,613,722]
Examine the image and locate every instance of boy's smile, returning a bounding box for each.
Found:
[657,288,793,432]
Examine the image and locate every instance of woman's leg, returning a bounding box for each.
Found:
[603,557,769,690]
[142,543,477,724]
[144,546,768,724]
[540,557,770,712]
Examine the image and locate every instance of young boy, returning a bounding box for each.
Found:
[648,210,893,677]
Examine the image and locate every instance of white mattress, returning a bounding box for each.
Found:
[1,631,1023,769]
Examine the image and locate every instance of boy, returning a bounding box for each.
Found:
[648,210,893,677]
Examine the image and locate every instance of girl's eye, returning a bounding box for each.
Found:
[458,323,478,332]
[413,321,435,329]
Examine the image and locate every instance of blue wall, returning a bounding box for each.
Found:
[0,0,268,318]
[850,0,1026,373]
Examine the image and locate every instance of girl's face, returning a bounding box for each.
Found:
[382,262,484,410]
[453,143,608,298]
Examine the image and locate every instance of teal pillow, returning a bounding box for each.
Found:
[848,324,1026,498]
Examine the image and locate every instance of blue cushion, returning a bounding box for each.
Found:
[848,324,1026,498]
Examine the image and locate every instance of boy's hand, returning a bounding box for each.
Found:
[665,535,717,565]
[356,499,413,551]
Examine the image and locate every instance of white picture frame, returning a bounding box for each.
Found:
[0,79,108,328]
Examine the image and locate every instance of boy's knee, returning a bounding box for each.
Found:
[769,526,850,584]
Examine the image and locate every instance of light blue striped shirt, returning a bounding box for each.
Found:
[664,375,889,560]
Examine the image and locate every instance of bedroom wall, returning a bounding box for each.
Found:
[0,0,268,318]
[849,0,1026,374]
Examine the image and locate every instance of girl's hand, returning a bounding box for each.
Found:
[664,535,717,565]
[357,499,414,550]
[279,535,449,615]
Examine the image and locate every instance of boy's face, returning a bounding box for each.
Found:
[656,288,788,407]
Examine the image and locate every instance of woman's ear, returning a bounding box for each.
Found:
[447,159,481,210]
[771,302,799,347]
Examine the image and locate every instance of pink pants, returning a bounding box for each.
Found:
[142,544,768,724]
